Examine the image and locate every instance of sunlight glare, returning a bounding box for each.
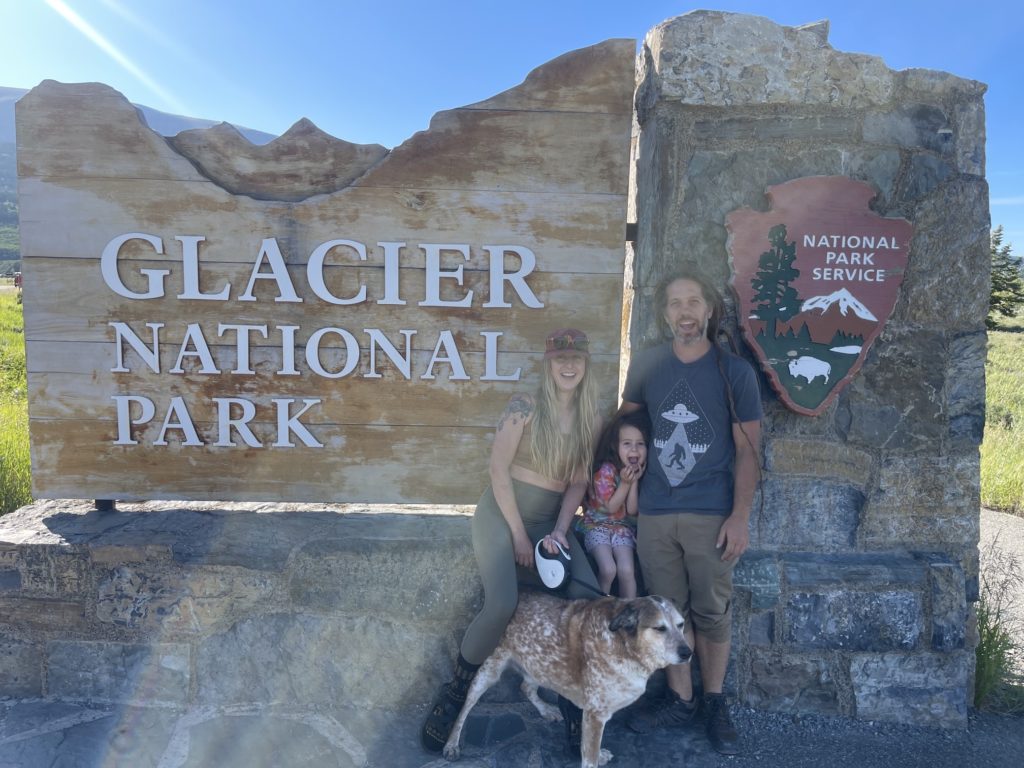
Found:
[43,0,191,114]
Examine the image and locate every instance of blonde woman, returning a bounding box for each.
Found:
[422,328,603,753]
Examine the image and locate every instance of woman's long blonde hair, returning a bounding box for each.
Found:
[529,356,600,483]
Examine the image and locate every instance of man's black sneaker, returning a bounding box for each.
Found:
[626,690,698,733]
[704,693,739,755]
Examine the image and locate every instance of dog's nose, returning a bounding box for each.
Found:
[678,644,693,664]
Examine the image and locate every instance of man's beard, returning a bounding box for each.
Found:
[674,316,709,345]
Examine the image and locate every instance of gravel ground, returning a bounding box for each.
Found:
[675,705,1024,768]
[427,696,1024,768]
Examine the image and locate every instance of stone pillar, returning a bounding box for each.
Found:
[630,11,987,727]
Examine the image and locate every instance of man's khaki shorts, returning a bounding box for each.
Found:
[637,512,734,643]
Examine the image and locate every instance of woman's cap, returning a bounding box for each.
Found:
[544,328,590,357]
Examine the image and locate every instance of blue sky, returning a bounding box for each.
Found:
[6,0,1023,246]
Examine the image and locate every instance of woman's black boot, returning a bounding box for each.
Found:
[558,694,583,758]
[421,654,481,752]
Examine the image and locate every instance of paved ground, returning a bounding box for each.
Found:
[1,693,1022,768]
[1,509,1021,767]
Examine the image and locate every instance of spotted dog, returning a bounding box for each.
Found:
[443,590,691,768]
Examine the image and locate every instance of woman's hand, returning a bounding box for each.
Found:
[544,530,570,554]
[512,530,534,568]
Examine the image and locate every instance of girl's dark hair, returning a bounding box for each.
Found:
[593,410,653,474]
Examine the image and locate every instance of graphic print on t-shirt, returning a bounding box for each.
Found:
[654,378,716,487]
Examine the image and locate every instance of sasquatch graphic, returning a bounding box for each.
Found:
[655,379,715,487]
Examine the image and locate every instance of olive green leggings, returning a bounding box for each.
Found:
[459,479,601,665]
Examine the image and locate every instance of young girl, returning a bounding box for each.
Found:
[575,411,651,597]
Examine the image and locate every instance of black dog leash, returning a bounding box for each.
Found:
[568,578,610,598]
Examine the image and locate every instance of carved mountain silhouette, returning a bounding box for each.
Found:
[780,288,878,344]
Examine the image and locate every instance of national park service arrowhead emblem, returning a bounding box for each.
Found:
[726,176,912,416]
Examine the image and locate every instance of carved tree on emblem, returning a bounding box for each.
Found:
[751,224,800,339]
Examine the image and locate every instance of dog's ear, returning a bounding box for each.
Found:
[609,603,639,634]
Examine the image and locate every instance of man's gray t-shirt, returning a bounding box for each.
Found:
[622,343,762,515]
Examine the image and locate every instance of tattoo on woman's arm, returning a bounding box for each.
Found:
[497,394,534,432]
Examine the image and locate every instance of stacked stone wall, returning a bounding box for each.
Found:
[0,502,481,717]
[630,11,988,727]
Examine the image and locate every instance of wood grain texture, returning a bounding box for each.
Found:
[17,40,634,503]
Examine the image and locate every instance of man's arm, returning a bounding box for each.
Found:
[716,419,761,562]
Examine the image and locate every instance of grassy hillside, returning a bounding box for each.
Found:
[0,290,29,515]
[982,312,1024,515]
[0,142,18,263]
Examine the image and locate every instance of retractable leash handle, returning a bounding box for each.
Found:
[535,538,571,591]
[534,538,610,597]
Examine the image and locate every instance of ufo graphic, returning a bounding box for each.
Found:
[662,403,699,424]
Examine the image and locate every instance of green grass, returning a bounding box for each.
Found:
[977,309,1024,714]
[0,291,30,516]
[975,541,1024,713]
[981,317,1024,515]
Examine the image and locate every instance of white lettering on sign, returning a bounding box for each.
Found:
[102,232,550,449]
[802,234,898,249]
[99,234,545,307]
[112,394,325,448]
[802,234,900,284]
[108,322,522,380]
[101,233,169,299]
[825,251,874,265]
[811,268,886,282]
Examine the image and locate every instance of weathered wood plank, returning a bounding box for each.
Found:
[463,40,636,114]
[16,81,210,181]
[25,355,621,426]
[358,110,629,194]
[21,259,626,351]
[17,179,626,272]
[17,39,634,505]
[19,94,628,195]
[29,420,495,504]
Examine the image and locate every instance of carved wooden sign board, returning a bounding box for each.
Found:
[726,177,913,416]
[16,40,634,504]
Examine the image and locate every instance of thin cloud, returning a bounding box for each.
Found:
[991,196,1024,206]
[44,0,190,114]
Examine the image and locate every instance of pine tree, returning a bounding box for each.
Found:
[988,226,1024,329]
[751,224,800,338]
[795,322,812,345]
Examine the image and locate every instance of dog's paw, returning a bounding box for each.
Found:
[537,702,562,722]
[442,743,461,761]
[598,748,613,765]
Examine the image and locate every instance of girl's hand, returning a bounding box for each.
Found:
[621,462,643,484]
[512,530,534,568]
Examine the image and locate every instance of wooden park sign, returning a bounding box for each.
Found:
[727,176,912,416]
[16,40,634,504]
